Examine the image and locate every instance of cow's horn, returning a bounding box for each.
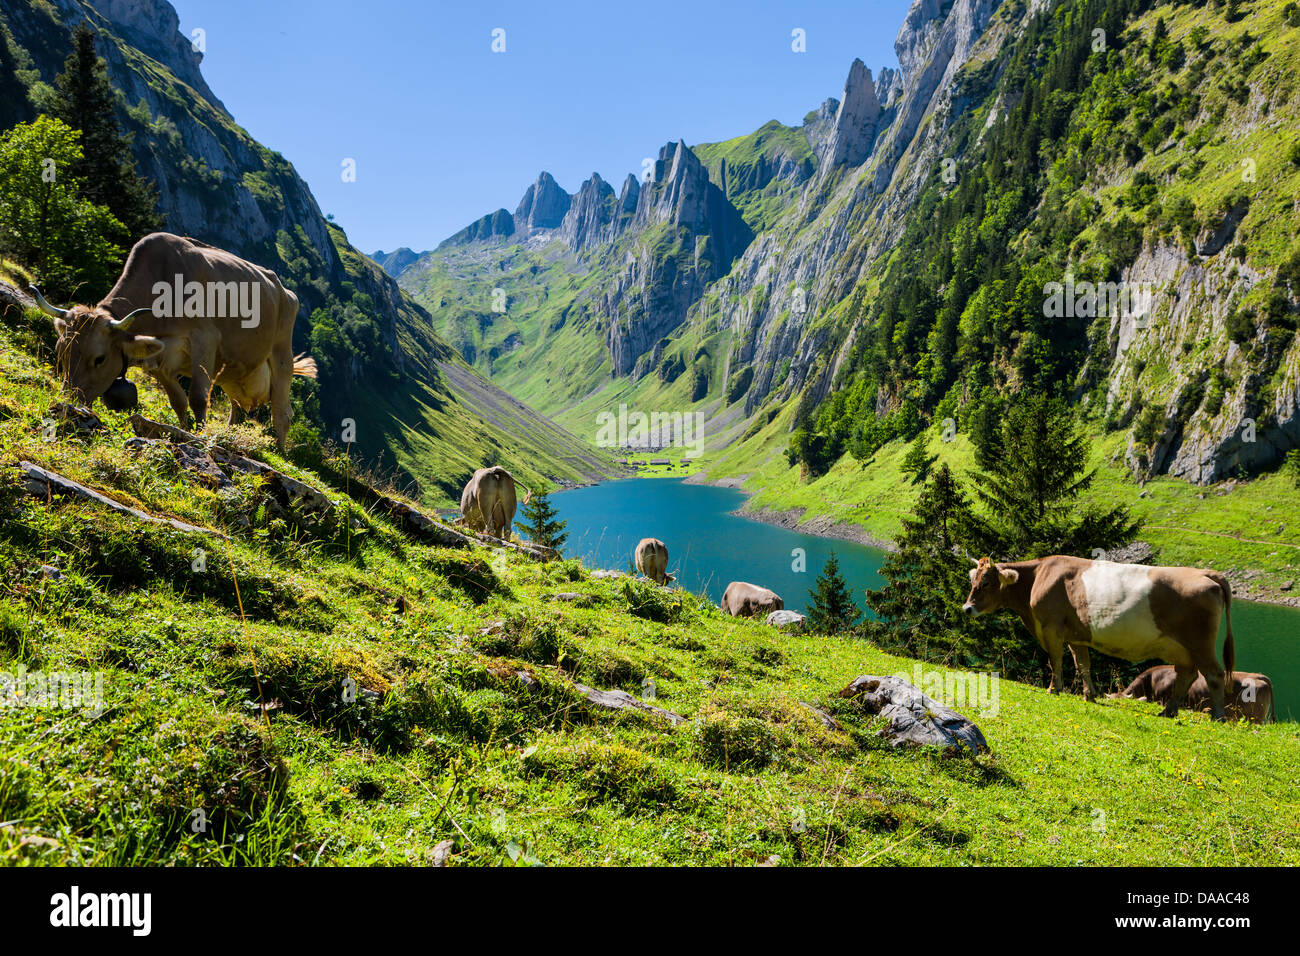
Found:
[111,308,153,332]
[29,285,67,320]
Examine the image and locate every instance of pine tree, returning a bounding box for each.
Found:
[806,551,859,634]
[972,395,1139,558]
[899,430,937,485]
[50,24,161,242]
[515,491,568,551]
[864,464,1030,674]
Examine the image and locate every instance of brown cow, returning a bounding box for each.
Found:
[33,233,315,449]
[721,581,784,618]
[634,538,674,585]
[460,466,529,539]
[1114,665,1274,723]
[962,555,1235,719]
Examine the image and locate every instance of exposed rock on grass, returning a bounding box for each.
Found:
[838,675,989,755]
[767,609,807,631]
[18,460,225,537]
[574,683,686,725]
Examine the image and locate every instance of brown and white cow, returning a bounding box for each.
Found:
[33,232,314,449]
[459,466,529,540]
[962,555,1236,720]
[721,581,784,618]
[634,538,675,585]
[1113,665,1273,723]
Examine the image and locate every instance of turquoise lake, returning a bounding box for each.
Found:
[551,476,1299,721]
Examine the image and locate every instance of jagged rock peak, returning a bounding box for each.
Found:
[560,172,619,250]
[876,66,902,108]
[896,0,1003,83]
[618,173,641,213]
[818,58,883,170]
[515,171,572,232]
[632,140,754,270]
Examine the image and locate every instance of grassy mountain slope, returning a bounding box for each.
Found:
[789,0,1300,476]
[1,303,1295,866]
[693,120,816,234]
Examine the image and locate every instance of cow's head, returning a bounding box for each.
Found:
[962,556,1019,617]
[32,286,161,409]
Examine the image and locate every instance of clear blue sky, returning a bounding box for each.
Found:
[169,0,912,253]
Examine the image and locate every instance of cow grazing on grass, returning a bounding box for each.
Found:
[634,538,674,585]
[460,466,529,539]
[962,555,1236,720]
[33,232,315,449]
[721,581,784,618]
[1114,665,1274,723]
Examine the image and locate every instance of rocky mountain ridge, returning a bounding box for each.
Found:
[400,0,1016,426]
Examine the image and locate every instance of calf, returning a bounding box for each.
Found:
[1115,665,1274,723]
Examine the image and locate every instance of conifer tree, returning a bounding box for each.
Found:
[515,490,568,551]
[971,395,1139,558]
[50,24,161,241]
[806,551,859,634]
[865,464,1028,673]
[899,430,937,485]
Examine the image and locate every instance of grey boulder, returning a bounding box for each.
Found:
[838,675,989,755]
[766,610,807,631]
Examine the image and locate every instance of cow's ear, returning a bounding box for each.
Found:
[969,568,979,584]
[54,317,67,336]
[122,335,164,367]
[999,568,1019,587]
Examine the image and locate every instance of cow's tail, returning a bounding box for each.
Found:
[293,354,318,379]
[1207,571,1235,689]
[515,479,532,505]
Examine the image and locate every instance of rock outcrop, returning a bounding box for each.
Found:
[766,610,807,631]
